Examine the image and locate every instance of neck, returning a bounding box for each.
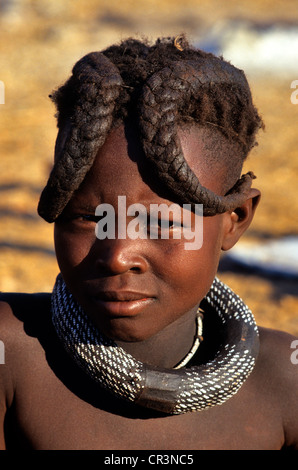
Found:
[116,306,199,368]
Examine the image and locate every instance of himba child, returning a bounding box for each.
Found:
[0,34,297,450]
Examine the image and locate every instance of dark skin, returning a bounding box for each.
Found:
[0,124,298,450]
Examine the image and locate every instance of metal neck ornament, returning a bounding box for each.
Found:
[51,274,259,415]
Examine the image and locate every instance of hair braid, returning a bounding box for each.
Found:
[38,52,123,222]
[138,59,257,215]
[38,36,263,222]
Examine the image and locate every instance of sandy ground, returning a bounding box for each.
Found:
[0,0,297,336]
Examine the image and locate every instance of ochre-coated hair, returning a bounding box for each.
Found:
[38,35,263,222]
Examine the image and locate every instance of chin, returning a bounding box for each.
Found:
[91,315,155,344]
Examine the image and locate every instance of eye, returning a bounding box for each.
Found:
[59,213,103,226]
[148,216,183,239]
[156,218,183,230]
[168,219,182,229]
[79,214,101,223]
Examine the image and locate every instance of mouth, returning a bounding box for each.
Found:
[93,291,156,316]
[95,291,152,302]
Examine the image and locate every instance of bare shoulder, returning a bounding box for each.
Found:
[0,292,52,449]
[257,326,298,391]
[257,326,298,375]
[0,298,19,391]
[0,291,52,342]
[257,326,298,449]
[0,295,31,365]
[258,325,297,358]
[0,292,52,385]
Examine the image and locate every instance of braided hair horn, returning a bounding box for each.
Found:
[38,40,261,222]
[38,52,123,223]
[138,59,257,216]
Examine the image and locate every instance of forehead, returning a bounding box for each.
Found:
[74,123,226,205]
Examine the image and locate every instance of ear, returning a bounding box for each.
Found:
[221,188,261,251]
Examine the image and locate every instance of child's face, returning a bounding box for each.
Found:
[54,125,235,342]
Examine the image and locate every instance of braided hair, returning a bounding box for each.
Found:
[38,35,263,222]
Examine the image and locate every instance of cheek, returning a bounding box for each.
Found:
[155,221,223,312]
[175,216,223,291]
[54,225,93,273]
[173,247,219,299]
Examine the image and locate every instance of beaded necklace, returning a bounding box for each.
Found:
[51,274,259,414]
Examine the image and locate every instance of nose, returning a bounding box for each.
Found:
[93,237,149,275]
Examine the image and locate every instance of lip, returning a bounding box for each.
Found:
[95,291,152,302]
[93,291,156,316]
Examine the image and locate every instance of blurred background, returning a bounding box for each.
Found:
[0,0,297,335]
